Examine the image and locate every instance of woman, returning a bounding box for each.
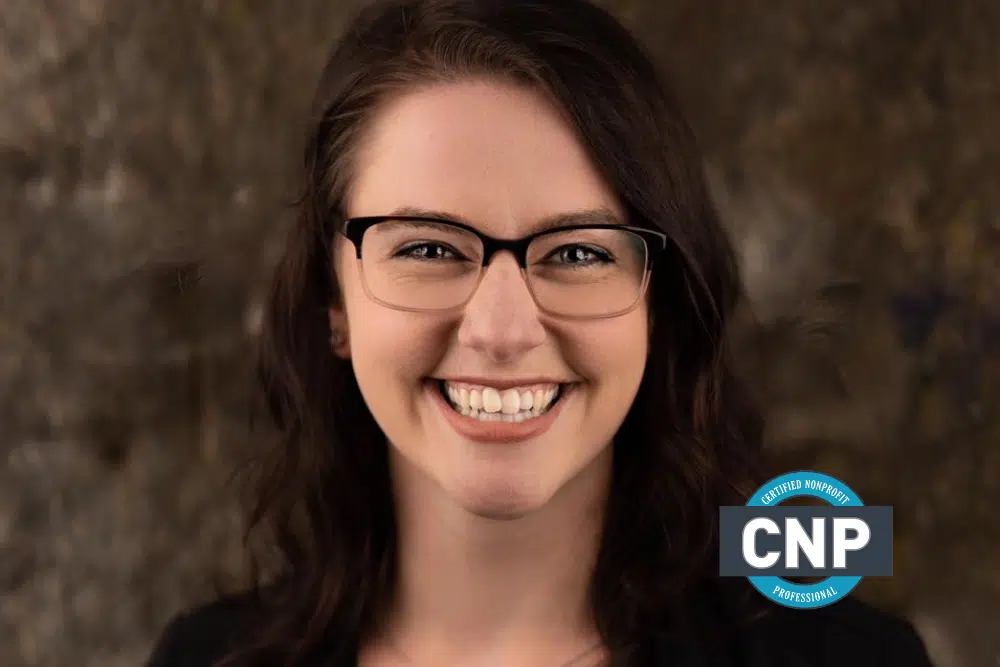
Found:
[147,0,934,665]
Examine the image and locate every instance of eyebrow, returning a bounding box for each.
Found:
[387,205,625,233]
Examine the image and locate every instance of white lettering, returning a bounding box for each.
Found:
[785,517,825,569]
[742,518,781,568]
[833,517,870,568]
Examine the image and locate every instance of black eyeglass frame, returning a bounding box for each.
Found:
[339,215,669,319]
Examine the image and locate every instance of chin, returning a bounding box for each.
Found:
[450,474,556,521]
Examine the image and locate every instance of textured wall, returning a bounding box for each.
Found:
[1,1,997,666]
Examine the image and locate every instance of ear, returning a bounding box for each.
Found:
[328,306,351,359]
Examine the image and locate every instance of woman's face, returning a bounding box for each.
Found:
[333,80,650,518]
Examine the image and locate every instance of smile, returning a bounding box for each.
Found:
[438,380,564,422]
[428,378,572,444]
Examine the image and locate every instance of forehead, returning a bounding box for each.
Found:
[346,80,624,234]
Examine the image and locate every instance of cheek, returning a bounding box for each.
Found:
[337,249,449,383]
[564,307,649,383]
[554,309,648,453]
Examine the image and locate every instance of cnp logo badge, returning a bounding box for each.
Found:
[719,471,893,609]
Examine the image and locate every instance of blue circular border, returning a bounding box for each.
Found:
[745,471,863,609]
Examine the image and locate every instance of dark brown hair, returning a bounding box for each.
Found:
[225,0,764,664]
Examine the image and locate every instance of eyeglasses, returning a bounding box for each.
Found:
[340,215,667,319]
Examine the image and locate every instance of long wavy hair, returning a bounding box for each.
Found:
[222,0,765,665]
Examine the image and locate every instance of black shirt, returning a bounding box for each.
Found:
[145,592,935,667]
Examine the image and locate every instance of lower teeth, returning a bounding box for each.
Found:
[456,408,540,422]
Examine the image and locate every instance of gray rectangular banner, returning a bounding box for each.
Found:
[719,505,893,577]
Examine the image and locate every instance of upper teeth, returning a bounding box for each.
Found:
[444,382,560,415]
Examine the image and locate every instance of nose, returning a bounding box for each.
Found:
[457,253,546,363]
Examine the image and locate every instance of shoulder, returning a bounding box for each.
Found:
[144,593,353,667]
[145,595,259,667]
[650,583,935,667]
[731,596,934,667]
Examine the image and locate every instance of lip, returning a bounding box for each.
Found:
[428,380,571,444]
[435,376,572,390]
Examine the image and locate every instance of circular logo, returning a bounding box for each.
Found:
[746,471,863,609]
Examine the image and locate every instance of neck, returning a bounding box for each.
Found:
[379,447,612,664]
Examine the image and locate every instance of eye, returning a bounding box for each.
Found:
[549,244,613,265]
[396,242,462,261]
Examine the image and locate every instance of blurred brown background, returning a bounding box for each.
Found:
[1,1,997,666]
